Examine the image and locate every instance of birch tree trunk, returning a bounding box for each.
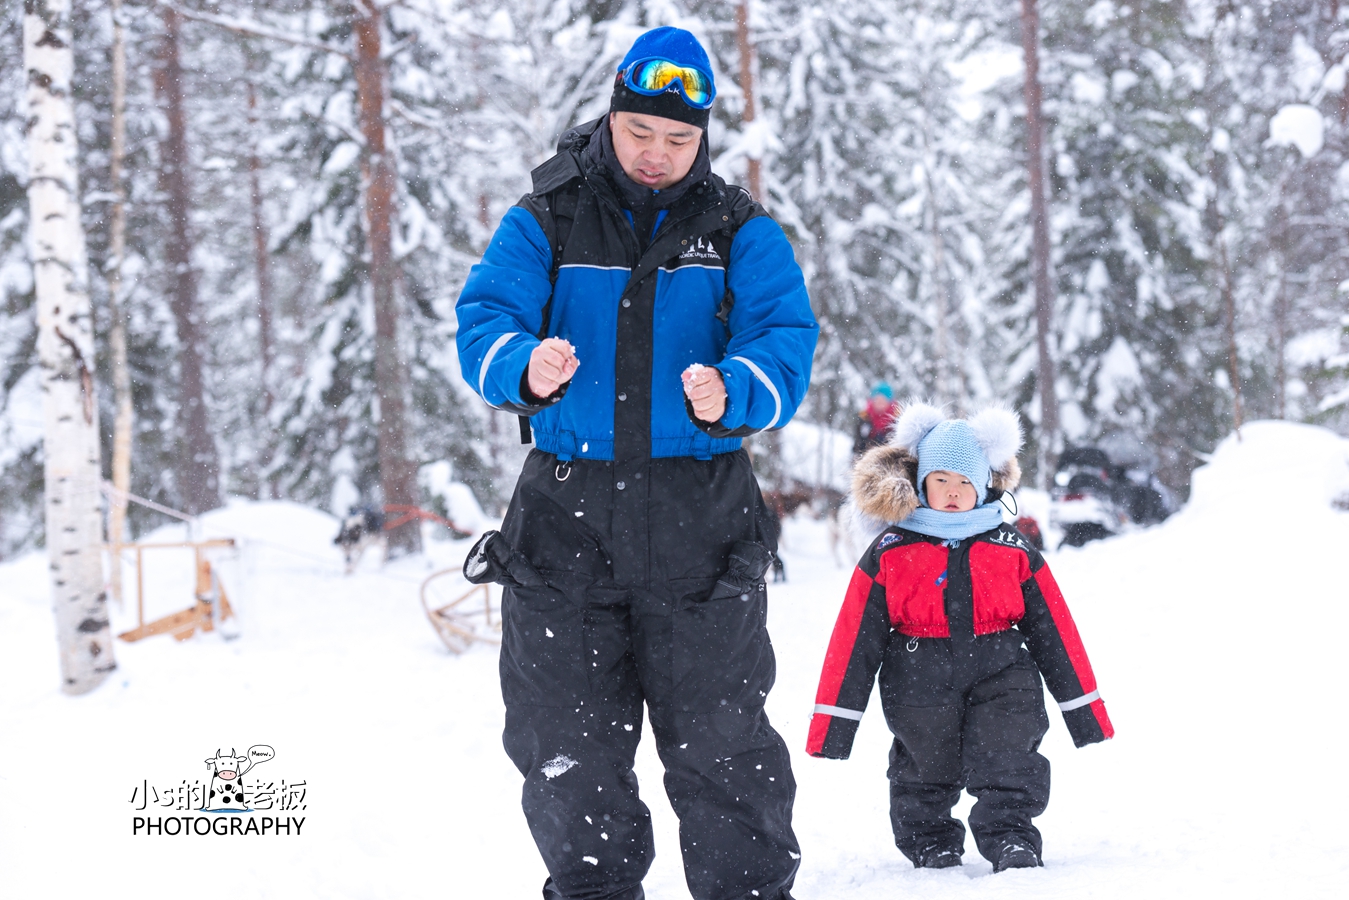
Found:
[1020,0,1059,486]
[107,0,133,602]
[26,0,117,694]
[156,7,220,515]
[354,1,420,554]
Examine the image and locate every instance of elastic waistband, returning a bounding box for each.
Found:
[533,430,743,461]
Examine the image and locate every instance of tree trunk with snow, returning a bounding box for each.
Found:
[1206,145,1245,438]
[354,2,420,554]
[26,0,117,694]
[735,1,762,203]
[107,0,133,602]
[246,77,278,498]
[1219,231,1244,436]
[156,7,220,515]
[1020,0,1059,485]
[919,102,955,408]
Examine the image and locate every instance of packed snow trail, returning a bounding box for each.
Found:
[1,422,1347,898]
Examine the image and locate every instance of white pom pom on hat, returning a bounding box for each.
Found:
[889,401,947,452]
[889,400,1022,469]
[968,405,1022,469]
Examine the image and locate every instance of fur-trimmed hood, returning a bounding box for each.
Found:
[849,402,1023,537]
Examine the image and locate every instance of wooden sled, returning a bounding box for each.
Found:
[116,539,236,642]
[420,571,501,654]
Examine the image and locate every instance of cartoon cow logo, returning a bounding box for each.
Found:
[201,745,275,812]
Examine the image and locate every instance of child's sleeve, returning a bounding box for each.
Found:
[806,553,893,759]
[1017,551,1115,748]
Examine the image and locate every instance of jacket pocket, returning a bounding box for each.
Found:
[670,541,776,712]
[708,540,774,604]
[499,576,590,708]
[463,530,547,587]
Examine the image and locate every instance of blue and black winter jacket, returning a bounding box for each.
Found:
[455,119,818,464]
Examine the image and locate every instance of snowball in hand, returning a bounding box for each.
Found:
[683,363,707,395]
[556,339,579,365]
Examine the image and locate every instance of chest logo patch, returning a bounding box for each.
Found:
[988,528,1027,550]
[679,236,722,262]
[877,532,902,551]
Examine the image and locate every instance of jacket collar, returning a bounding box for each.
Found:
[583,117,712,215]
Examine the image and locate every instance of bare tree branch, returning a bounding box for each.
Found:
[155,1,354,61]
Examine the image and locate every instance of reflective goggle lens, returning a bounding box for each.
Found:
[625,59,714,108]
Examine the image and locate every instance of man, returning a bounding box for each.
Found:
[853,382,899,455]
[456,26,817,900]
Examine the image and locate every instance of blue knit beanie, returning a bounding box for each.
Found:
[916,420,993,506]
[611,27,715,130]
[870,381,893,401]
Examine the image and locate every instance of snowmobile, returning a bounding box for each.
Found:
[1050,444,1175,548]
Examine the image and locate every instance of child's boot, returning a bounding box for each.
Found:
[992,839,1042,873]
[913,844,963,869]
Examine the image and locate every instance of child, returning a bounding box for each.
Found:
[807,403,1113,872]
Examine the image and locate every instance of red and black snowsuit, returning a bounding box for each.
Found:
[807,523,1113,864]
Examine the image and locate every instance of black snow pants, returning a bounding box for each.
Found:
[878,627,1051,865]
[487,449,799,900]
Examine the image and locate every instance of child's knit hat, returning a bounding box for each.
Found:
[894,403,1023,506]
[913,420,993,505]
[848,402,1024,540]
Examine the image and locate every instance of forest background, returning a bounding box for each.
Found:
[2,0,1347,558]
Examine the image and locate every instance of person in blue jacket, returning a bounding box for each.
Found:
[456,26,817,900]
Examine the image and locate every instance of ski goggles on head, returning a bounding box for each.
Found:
[621,57,716,109]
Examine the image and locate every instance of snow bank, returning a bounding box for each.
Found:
[1185,419,1349,517]
[420,460,490,533]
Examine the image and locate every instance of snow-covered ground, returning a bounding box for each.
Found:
[3,420,1348,899]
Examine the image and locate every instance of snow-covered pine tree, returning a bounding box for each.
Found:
[1029,0,1226,491]
[394,0,630,510]
[238,1,514,524]
[25,0,116,693]
[80,1,225,534]
[710,0,1005,431]
[0,1,40,560]
[1194,1,1349,430]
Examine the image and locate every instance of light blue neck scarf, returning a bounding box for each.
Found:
[901,502,1004,541]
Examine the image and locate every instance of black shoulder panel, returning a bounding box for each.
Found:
[712,175,769,231]
[528,117,604,195]
[530,152,583,196]
[557,116,604,152]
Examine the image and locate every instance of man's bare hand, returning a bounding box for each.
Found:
[682,364,727,423]
[528,338,580,399]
